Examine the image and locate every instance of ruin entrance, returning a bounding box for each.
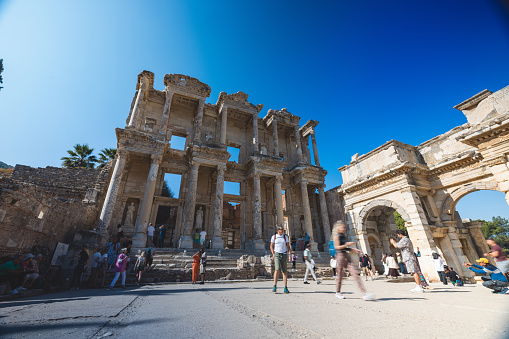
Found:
[222,201,241,249]
[155,205,178,247]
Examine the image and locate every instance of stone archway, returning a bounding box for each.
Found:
[357,199,410,233]
[441,181,499,221]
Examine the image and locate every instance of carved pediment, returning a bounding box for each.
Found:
[164,74,211,97]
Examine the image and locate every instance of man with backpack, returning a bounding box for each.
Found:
[270,225,292,294]
[145,243,155,272]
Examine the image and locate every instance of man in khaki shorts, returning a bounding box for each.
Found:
[270,226,292,294]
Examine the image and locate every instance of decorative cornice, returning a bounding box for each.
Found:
[163,73,211,98]
[216,91,263,114]
[137,70,155,91]
[457,116,509,147]
[453,89,492,111]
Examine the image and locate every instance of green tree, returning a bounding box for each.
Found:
[393,211,407,232]
[98,148,117,168]
[61,144,98,168]
[161,180,175,198]
[0,59,4,91]
[481,216,509,255]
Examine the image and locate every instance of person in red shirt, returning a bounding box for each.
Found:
[485,239,509,279]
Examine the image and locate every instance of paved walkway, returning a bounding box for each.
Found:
[1,279,508,338]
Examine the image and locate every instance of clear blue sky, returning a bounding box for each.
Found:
[1,0,508,221]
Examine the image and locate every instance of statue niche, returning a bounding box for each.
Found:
[122,199,139,236]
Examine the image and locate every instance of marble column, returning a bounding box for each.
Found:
[180,161,200,248]
[294,125,303,163]
[128,80,148,128]
[310,131,320,167]
[252,115,259,153]
[272,120,279,157]
[132,154,162,249]
[98,149,128,231]
[274,175,284,226]
[159,89,174,136]
[300,181,317,251]
[252,172,265,250]
[318,185,331,245]
[220,106,228,146]
[194,98,205,142]
[212,164,226,249]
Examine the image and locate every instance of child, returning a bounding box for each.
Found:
[292,253,297,270]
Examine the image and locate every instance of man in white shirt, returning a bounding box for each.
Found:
[303,244,321,284]
[147,223,155,245]
[270,226,292,294]
[199,229,207,248]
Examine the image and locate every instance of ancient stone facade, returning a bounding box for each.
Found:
[333,85,509,282]
[0,165,111,257]
[99,71,329,252]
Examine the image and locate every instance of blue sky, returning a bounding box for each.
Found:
[1,0,509,221]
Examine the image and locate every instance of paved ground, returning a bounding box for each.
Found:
[1,278,508,339]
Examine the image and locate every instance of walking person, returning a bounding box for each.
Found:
[106,238,120,270]
[292,253,297,271]
[147,223,155,246]
[192,249,203,284]
[70,245,89,290]
[134,251,146,286]
[271,225,292,294]
[382,253,389,277]
[390,230,423,293]
[359,253,372,281]
[303,244,321,285]
[109,248,129,289]
[158,225,167,248]
[330,256,337,278]
[200,250,207,284]
[432,251,447,285]
[333,221,375,300]
[145,243,155,272]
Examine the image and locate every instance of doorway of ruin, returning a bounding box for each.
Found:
[222,201,241,249]
[155,205,178,247]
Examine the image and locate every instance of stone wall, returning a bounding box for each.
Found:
[0,164,112,258]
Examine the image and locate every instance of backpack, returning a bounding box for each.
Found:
[329,240,335,257]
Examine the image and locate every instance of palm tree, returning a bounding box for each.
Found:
[98,148,117,168]
[61,144,98,168]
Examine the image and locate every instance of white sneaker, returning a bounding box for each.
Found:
[335,292,345,299]
[410,286,424,293]
[363,293,375,301]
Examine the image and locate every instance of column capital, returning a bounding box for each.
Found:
[275,174,283,181]
[190,160,200,169]
[151,154,163,164]
[252,171,261,180]
[117,148,128,157]
[217,163,227,172]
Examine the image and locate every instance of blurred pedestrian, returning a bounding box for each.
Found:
[134,251,146,286]
[109,248,129,289]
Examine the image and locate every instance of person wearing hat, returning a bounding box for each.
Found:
[463,258,508,293]
[0,255,24,292]
[270,225,292,294]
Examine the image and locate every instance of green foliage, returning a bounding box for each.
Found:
[61,144,98,168]
[393,211,407,232]
[481,216,509,255]
[98,148,117,168]
[161,180,175,198]
[0,59,3,91]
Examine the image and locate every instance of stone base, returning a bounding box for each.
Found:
[179,235,194,249]
[252,239,266,251]
[211,236,224,249]
[132,232,147,250]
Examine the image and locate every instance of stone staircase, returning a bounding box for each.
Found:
[101,249,335,285]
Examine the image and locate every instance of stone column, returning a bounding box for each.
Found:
[272,119,279,157]
[252,172,265,250]
[274,175,284,226]
[300,181,317,251]
[128,79,148,128]
[318,185,331,245]
[159,88,174,136]
[132,154,162,249]
[443,221,476,279]
[212,164,226,249]
[294,125,303,163]
[252,115,259,153]
[180,161,200,248]
[310,131,320,167]
[194,98,205,142]
[98,149,128,231]
[220,106,228,146]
